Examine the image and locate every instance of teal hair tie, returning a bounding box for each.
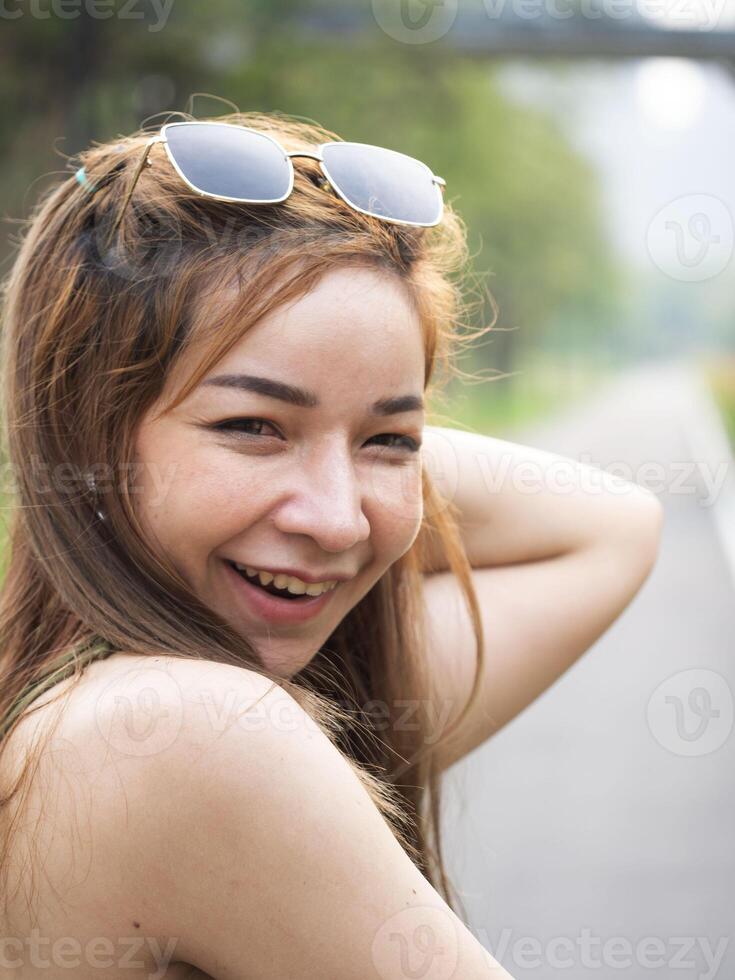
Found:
[75,166,98,194]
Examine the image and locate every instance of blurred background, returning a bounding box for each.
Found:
[1,1,734,977]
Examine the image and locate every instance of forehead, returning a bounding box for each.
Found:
[203,265,425,394]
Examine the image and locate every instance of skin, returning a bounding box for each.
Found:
[133,264,427,678]
[2,268,662,980]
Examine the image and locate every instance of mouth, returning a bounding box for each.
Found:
[222,559,339,626]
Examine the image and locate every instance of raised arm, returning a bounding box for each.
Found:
[417,425,664,770]
[420,424,664,571]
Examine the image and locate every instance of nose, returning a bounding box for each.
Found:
[271,444,371,553]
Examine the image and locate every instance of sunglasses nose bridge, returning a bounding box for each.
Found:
[287,149,325,164]
[287,148,335,193]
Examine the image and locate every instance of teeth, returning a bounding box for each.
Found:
[304,582,327,596]
[234,563,338,597]
[274,573,293,591]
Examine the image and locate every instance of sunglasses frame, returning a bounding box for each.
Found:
[105,120,446,248]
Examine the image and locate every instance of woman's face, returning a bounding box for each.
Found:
[133,265,426,677]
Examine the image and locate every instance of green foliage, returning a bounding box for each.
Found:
[705,357,735,450]
[427,350,615,436]
[1,0,623,398]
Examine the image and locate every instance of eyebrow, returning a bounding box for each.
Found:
[201,373,425,416]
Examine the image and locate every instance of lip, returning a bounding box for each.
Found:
[223,559,339,626]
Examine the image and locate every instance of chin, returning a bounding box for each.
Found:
[250,642,320,680]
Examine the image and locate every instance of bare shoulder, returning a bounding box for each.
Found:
[0,653,283,978]
[12,651,510,979]
[41,650,283,750]
[2,651,279,779]
[80,649,311,770]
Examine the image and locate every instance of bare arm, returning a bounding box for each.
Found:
[417,425,664,769]
[420,424,663,570]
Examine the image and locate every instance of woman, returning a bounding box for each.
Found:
[0,110,662,979]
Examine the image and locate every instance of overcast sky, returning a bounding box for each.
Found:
[495,56,735,285]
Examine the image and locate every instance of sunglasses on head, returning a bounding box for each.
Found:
[103,121,447,248]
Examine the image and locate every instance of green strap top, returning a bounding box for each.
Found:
[0,637,115,742]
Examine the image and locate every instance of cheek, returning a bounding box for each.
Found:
[133,426,424,572]
[364,460,424,556]
[133,436,258,556]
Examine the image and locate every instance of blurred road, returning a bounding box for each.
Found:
[443,358,735,980]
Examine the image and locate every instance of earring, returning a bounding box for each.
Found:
[85,472,107,522]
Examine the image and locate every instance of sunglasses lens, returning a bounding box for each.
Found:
[321,142,443,226]
[164,123,292,202]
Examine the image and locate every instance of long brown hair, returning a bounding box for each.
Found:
[0,109,494,919]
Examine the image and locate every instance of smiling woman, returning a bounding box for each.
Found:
[0,110,513,978]
[132,265,429,677]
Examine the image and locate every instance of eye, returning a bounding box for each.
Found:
[368,433,421,453]
[211,418,281,438]
[210,418,421,453]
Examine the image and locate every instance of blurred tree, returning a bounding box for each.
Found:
[0,0,621,381]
